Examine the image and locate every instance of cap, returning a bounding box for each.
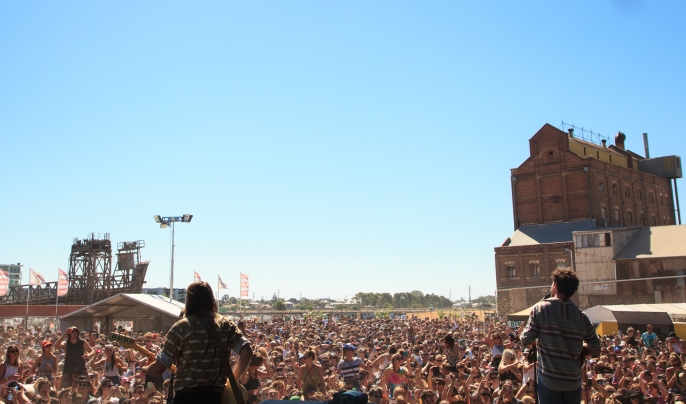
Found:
[342,343,356,351]
[628,390,642,398]
[41,340,53,348]
[290,396,301,401]
[669,332,677,338]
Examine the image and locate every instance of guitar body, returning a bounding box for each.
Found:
[222,381,247,404]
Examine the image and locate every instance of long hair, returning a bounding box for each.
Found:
[444,334,455,349]
[183,282,218,317]
[104,345,116,371]
[498,349,516,372]
[5,345,22,367]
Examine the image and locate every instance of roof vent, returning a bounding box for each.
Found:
[568,128,574,137]
[601,139,607,148]
[615,131,626,150]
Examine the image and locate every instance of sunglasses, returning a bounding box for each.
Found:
[79,383,90,387]
[10,350,19,353]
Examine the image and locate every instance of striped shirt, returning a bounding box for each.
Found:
[337,358,363,381]
[520,298,600,392]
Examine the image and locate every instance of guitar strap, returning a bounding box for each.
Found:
[200,316,246,404]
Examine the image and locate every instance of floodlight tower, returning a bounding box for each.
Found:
[154,214,193,302]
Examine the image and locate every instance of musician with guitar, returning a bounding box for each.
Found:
[142,282,253,404]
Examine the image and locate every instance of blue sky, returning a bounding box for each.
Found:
[1,1,684,302]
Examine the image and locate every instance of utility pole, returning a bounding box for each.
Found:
[449,289,452,302]
[468,286,471,305]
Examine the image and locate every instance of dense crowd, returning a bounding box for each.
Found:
[1,312,685,404]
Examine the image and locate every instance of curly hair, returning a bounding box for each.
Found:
[551,268,579,298]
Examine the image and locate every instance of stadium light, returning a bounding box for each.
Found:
[154,215,193,302]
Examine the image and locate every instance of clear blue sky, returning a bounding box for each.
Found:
[1,1,684,302]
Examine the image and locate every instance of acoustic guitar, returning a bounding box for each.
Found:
[108,332,246,404]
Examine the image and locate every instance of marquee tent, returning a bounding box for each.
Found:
[583,304,678,338]
[60,293,185,333]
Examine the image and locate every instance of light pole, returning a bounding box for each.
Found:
[154,214,193,302]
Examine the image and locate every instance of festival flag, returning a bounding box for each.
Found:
[30,269,46,285]
[240,273,249,297]
[57,269,69,297]
[0,270,9,297]
[194,272,202,282]
[218,275,228,290]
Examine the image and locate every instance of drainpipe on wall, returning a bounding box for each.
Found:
[511,175,518,230]
[584,166,593,221]
[565,247,575,271]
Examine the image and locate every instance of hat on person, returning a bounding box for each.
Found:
[669,332,677,338]
[289,396,301,401]
[342,343,356,351]
[121,377,130,384]
[627,390,642,398]
[41,340,53,348]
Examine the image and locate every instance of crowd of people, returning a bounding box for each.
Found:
[1,291,685,404]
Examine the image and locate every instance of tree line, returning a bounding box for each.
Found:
[351,291,453,309]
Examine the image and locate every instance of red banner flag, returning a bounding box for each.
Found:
[57,269,69,297]
[240,273,249,297]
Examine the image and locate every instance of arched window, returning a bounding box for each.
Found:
[637,190,642,201]
[625,188,631,198]
[612,183,617,195]
[599,181,604,192]
[601,207,606,219]
[649,193,654,203]
[651,216,656,226]
[627,211,633,224]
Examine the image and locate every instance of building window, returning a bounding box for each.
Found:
[605,233,612,246]
[651,216,656,226]
[641,213,647,226]
[584,147,587,155]
[601,207,606,219]
[599,181,604,192]
[597,151,600,159]
[506,266,516,278]
[556,261,567,269]
[625,188,631,198]
[649,193,654,203]
[610,155,613,163]
[530,263,540,278]
[637,190,642,201]
[576,233,600,248]
[627,211,633,224]
[612,183,617,194]
[614,209,620,221]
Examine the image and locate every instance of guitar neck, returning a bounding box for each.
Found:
[130,343,177,373]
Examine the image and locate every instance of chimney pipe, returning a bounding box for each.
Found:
[615,131,626,150]
[601,139,607,148]
[568,128,574,137]
[643,132,650,158]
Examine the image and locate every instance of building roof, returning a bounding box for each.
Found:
[569,137,627,157]
[61,293,185,319]
[505,220,596,247]
[615,225,686,260]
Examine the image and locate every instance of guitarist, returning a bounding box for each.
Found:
[143,281,253,404]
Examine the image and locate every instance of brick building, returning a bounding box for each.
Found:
[496,124,683,315]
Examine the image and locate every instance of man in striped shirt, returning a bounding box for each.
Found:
[521,268,600,404]
[336,343,367,389]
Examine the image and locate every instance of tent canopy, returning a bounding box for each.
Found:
[60,294,185,333]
